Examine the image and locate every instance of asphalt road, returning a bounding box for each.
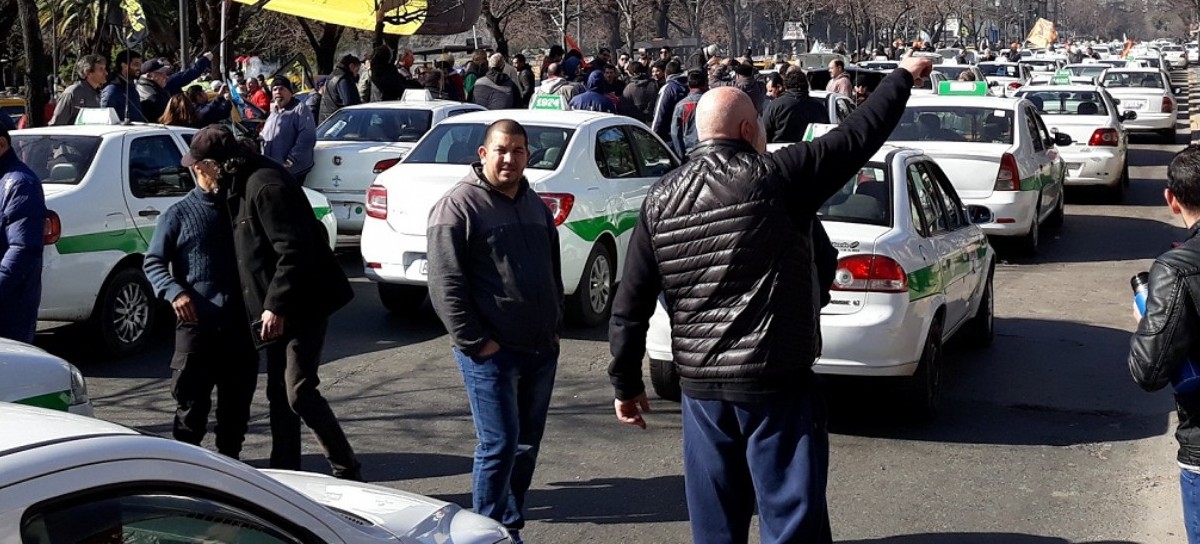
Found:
[33,70,1195,543]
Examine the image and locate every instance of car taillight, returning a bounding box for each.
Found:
[540,193,575,227]
[44,211,60,245]
[1008,81,1022,90]
[373,158,402,174]
[1162,96,1174,113]
[832,255,908,293]
[993,153,1021,191]
[1089,128,1119,146]
[366,185,387,219]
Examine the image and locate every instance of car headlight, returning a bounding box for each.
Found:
[68,364,89,406]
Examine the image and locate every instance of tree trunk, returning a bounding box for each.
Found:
[299,19,345,74]
[196,0,241,77]
[483,9,509,56]
[16,0,47,127]
[653,0,669,38]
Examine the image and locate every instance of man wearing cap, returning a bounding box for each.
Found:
[50,55,106,125]
[318,54,363,124]
[470,53,519,110]
[0,125,44,343]
[137,58,174,123]
[261,76,316,183]
[187,83,233,126]
[181,124,361,480]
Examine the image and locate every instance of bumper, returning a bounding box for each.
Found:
[1122,112,1176,131]
[69,401,95,417]
[962,190,1038,237]
[317,190,367,235]
[814,293,927,377]
[1060,148,1123,187]
[361,226,431,286]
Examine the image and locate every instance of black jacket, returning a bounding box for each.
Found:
[319,65,361,125]
[621,76,659,123]
[1130,222,1200,465]
[427,165,563,357]
[608,69,914,403]
[222,155,352,344]
[471,70,519,110]
[515,66,536,108]
[761,90,829,143]
[137,77,170,123]
[370,62,405,102]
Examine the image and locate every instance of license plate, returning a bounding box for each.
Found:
[407,257,428,278]
[419,260,428,275]
[1125,100,1145,110]
[336,202,365,221]
[1067,162,1083,170]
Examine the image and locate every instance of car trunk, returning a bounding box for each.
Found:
[892,142,1011,199]
[1037,115,1105,147]
[1106,88,1163,113]
[380,164,553,236]
[306,141,416,195]
[820,223,890,316]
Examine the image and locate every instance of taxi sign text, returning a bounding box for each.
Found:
[531,94,568,111]
[936,80,988,96]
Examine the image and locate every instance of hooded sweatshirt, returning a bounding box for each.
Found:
[568,71,616,113]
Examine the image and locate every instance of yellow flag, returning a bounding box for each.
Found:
[1025,18,1057,48]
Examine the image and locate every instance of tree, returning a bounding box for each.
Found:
[15,0,47,126]
[482,0,527,55]
[297,18,345,74]
[195,0,241,76]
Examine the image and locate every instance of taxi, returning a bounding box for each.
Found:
[305,91,485,237]
[888,81,1067,253]
[18,110,337,357]
[1,338,92,416]
[1099,68,1179,142]
[645,146,997,418]
[1161,44,1188,69]
[1064,63,1108,81]
[977,62,1033,96]
[1016,82,1132,201]
[360,109,679,326]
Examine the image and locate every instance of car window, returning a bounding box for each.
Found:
[908,163,944,234]
[1022,109,1045,152]
[20,491,304,544]
[819,163,891,227]
[1066,65,1108,78]
[890,107,1014,144]
[129,135,194,198]
[978,63,1021,78]
[404,123,574,170]
[922,162,965,230]
[594,126,638,179]
[317,108,433,143]
[1032,113,1054,146]
[627,125,677,177]
[1019,90,1109,115]
[10,135,101,185]
[1103,71,1163,89]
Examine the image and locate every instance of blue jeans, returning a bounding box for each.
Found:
[454,346,558,530]
[681,393,831,544]
[1182,468,1200,543]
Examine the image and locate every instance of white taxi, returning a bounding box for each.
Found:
[1100,68,1180,142]
[1161,44,1188,69]
[1,338,92,416]
[1015,84,1132,201]
[888,81,1067,253]
[646,146,997,418]
[1064,63,1108,81]
[360,109,679,325]
[306,94,485,237]
[977,62,1033,96]
[1187,42,1199,63]
[18,113,337,357]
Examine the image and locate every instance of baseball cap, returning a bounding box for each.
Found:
[141,59,171,75]
[182,124,239,167]
[210,81,225,92]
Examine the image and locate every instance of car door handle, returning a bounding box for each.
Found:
[138,209,161,218]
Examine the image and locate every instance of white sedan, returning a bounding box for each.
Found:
[1016,84,1132,201]
[1100,68,1180,142]
[1,338,92,416]
[361,109,679,325]
[0,403,513,543]
[646,146,996,418]
[1162,45,1188,69]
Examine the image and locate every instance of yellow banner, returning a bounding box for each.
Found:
[1025,18,1058,48]
[234,0,427,35]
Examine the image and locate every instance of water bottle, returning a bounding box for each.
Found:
[1133,272,1200,394]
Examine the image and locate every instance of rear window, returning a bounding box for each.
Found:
[935,66,971,79]
[819,163,891,227]
[890,107,1015,144]
[403,123,575,170]
[1018,90,1108,116]
[11,135,102,184]
[1066,65,1107,78]
[1103,71,1163,89]
[978,63,1021,78]
[317,108,433,143]
[1165,46,1184,52]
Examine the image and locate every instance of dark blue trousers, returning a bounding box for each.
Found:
[681,393,832,544]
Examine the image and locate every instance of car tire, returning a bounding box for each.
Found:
[1020,203,1041,254]
[1121,162,1131,188]
[1107,176,1126,203]
[1160,128,1177,144]
[90,266,156,357]
[378,283,427,315]
[965,271,994,349]
[903,317,944,420]
[567,243,615,327]
[649,358,682,402]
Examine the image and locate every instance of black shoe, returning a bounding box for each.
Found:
[334,463,364,482]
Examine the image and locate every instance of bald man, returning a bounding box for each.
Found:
[608,55,932,544]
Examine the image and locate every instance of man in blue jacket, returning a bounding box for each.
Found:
[101,50,146,122]
[0,126,45,343]
[651,60,687,143]
[568,71,616,113]
[261,76,316,183]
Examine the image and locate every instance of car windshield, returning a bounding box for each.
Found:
[978,63,1021,78]
[1019,90,1109,115]
[317,108,434,143]
[889,107,1015,144]
[1066,65,1107,78]
[11,135,101,184]
[1165,46,1184,52]
[819,163,891,227]
[934,66,971,79]
[1022,61,1056,71]
[1103,71,1163,89]
[404,123,575,170]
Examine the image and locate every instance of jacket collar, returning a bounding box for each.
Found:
[687,138,757,159]
[469,162,528,200]
[1189,220,1200,240]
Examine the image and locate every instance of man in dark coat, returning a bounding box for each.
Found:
[651,61,687,142]
[513,54,536,108]
[181,125,362,481]
[761,67,829,143]
[621,61,659,123]
[368,46,405,102]
[318,54,362,125]
[569,71,616,113]
[101,50,145,122]
[471,54,519,110]
[0,126,44,342]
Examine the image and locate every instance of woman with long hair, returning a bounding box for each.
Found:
[159,93,201,127]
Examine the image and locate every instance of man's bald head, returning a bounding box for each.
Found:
[695,86,764,151]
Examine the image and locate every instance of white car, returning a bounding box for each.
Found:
[361,110,679,325]
[646,146,997,417]
[1186,43,1199,63]
[1,338,92,416]
[1015,84,1132,201]
[977,62,1033,96]
[1131,54,1167,71]
[0,403,513,543]
[1161,45,1188,68]
[859,60,899,71]
[888,82,1067,253]
[1063,63,1108,82]
[1019,58,1063,74]
[1100,68,1179,142]
[306,96,485,237]
[16,116,337,357]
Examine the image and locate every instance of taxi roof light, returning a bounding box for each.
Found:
[401,89,433,102]
[74,108,122,126]
[936,80,988,96]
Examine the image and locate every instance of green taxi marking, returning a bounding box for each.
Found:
[15,390,72,411]
[908,264,942,301]
[531,94,568,111]
[313,206,333,221]
[937,81,988,96]
[564,209,640,242]
[56,227,154,255]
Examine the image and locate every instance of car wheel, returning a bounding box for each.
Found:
[903,317,944,420]
[966,271,994,348]
[1121,162,1131,188]
[567,243,615,327]
[378,283,427,315]
[1020,203,1040,254]
[90,266,156,357]
[1160,128,1177,144]
[649,358,682,402]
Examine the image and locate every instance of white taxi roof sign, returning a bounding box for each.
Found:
[401,89,433,102]
[936,80,988,96]
[74,108,122,126]
[529,93,568,111]
[802,123,837,142]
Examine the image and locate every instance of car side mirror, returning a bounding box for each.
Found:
[1123,110,1138,121]
[967,204,994,224]
[1112,97,1121,105]
[1052,132,1072,146]
[1175,87,1184,95]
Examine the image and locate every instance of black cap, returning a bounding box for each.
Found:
[182,124,238,167]
[141,58,171,75]
[269,75,293,92]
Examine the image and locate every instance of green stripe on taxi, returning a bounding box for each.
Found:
[15,390,72,411]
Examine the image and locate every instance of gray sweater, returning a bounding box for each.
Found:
[427,165,563,357]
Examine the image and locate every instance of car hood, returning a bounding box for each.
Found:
[263,470,510,543]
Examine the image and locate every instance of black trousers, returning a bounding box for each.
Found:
[263,316,360,478]
[170,318,259,459]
